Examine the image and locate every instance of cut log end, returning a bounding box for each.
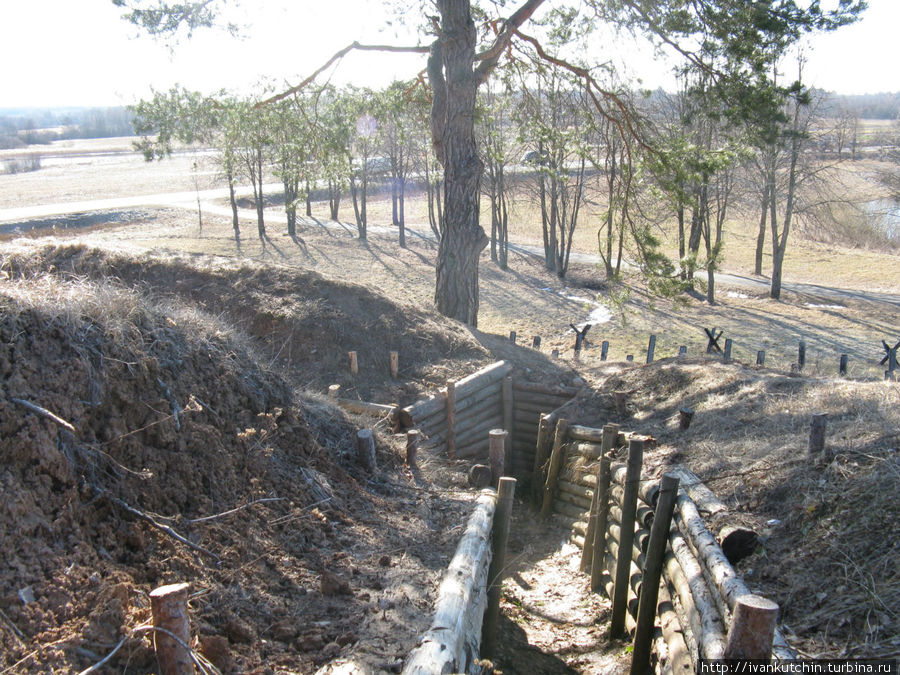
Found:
[719,526,760,565]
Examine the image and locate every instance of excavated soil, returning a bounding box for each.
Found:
[0,246,576,674]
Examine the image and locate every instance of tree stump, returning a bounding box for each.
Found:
[328,384,341,399]
[678,407,694,430]
[149,582,192,675]
[356,429,376,472]
[614,391,629,417]
[489,429,508,487]
[723,595,779,659]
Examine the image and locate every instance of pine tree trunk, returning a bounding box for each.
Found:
[431,0,488,326]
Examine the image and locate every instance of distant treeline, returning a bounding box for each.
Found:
[821,91,900,120]
[0,106,135,149]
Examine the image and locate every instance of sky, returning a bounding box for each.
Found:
[1,0,899,110]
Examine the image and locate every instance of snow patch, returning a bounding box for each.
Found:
[805,303,843,310]
[726,291,749,299]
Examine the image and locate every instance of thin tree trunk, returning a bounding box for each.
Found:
[227,176,240,244]
[755,187,769,276]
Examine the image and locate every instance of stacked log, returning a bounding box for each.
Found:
[402,491,497,675]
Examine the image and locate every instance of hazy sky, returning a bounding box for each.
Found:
[2,0,898,109]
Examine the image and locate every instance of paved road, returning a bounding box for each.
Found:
[2,187,899,309]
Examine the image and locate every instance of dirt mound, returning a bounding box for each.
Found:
[0,270,474,673]
[0,242,494,404]
[567,357,900,658]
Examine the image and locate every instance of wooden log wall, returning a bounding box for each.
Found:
[540,421,794,673]
[399,360,577,487]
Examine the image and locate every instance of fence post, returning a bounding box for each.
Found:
[489,429,508,488]
[647,335,656,364]
[610,438,644,639]
[724,339,733,362]
[798,341,806,372]
[532,336,541,349]
[406,429,420,469]
[582,423,620,574]
[757,350,766,366]
[678,345,687,357]
[540,419,569,519]
[601,340,610,361]
[348,350,358,374]
[531,413,554,505]
[482,477,516,659]
[839,354,848,377]
[509,330,517,343]
[631,473,680,675]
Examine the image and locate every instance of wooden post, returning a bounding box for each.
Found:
[509,330,517,343]
[601,340,609,361]
[723,595,779,659]
[615,391,628,417]
[808,413,827,455]
[552,348,559,358]
[357,429,376,472]
[482,477,516,659]
[540,419,569,519]
[446,380,457,460]
[328,384,341,399]
[532,336,541,349]
[610,438,644,639]
[489,429,508,488]
[724,338,733,362]
[678,345,687,357]
[646,335,656,364]
[582,423,619,574]
[798,340,806,372]
[531,414,554,505]
[149,582,192,675]
[406,429,420,468]
[589,428,615,592]
[502,376,514,468]
[631,474,680,675]
[348,351,358,375]
[756,350,766,366]
[678,407,695,430]
[839,354,848,376]
[626,354,634,363]
[390,351,399,378]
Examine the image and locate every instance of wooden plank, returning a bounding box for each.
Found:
[402,361,510,425]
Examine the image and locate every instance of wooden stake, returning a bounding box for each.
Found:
[839,354,848,377]
[509,330,517,343]
[356,429,376,472]
[610,438,643,639]
[808,413,828,455]
[390,350,399,378]
[724,338,733,362]
[531,413,555,505]
[489,429,508,487]
[328,384,341,399]
[482,477,516,658]
[601,340,609,361]
[678,408,694,431]
[631,474,680,675]
[539,418,569,519]
[532,336,541,349]
[626,354,634,362]
[615,391,629,417]
[502,376,514,467]
[756,350,766,366]
[678,345,687,357]
[585,423,618,582]
[149,582,192,675]
[348,351,358,374]
[406,429,420,468]
[724,595,779,659]
[446,380,457,459]
[646,335,656,364]
[798,340,806,372]
[551,348,559,358]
